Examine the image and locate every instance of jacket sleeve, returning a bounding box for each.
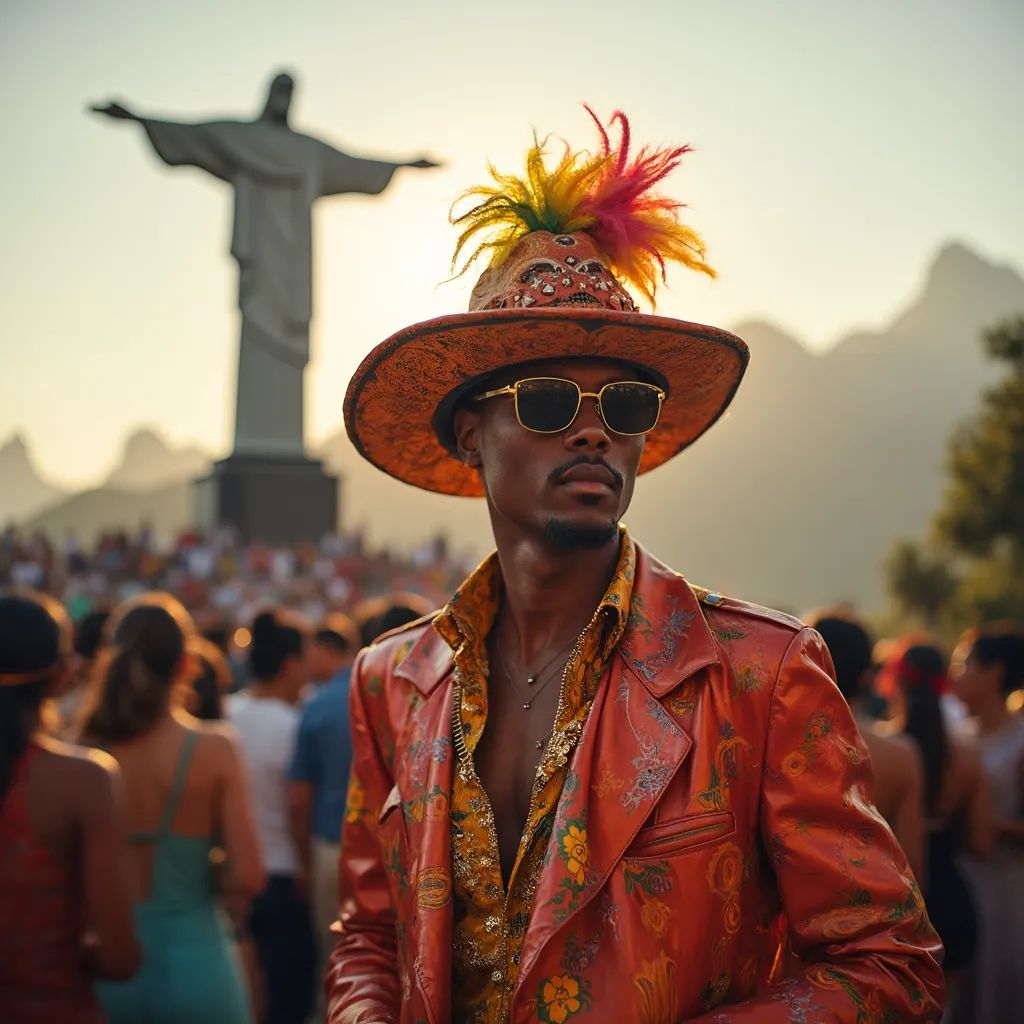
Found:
[325,650,402,1023]
[687,627,944,1023]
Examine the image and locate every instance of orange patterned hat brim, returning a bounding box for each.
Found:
[344,307,748,497]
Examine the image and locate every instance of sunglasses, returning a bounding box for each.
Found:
[473,376,666,435]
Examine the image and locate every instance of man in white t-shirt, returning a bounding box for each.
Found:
[228,610,315,1024]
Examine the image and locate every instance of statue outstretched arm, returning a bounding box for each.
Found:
[318,143,441,197]
[90,100,236,182]
[90,101,138,121]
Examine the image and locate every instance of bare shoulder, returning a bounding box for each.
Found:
[34,737,119,820]
[190,718,245,766]
[865,728,922,775]
[37,734,119,783]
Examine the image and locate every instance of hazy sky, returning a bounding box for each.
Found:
[2,0,1022,488]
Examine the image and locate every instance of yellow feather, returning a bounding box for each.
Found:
[450,135,606,276]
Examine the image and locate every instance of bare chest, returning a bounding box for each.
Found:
[473,676,562,882]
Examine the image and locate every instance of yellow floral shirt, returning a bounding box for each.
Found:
[433,532,636,1024]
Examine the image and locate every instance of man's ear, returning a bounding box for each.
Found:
[452,408,483,468]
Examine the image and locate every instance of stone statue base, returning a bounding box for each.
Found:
[194,454,339,545]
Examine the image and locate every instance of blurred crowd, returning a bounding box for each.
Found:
[0,523,469,640]
[1,528,1023,1022]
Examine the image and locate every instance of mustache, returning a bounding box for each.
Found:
[550,454,623,489]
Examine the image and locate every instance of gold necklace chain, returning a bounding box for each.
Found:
[494,646,565,710]
[496,630,576,688]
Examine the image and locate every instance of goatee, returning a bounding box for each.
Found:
[542,519,619,551]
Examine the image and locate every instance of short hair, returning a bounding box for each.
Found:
[810,615,874,702]
[315,612,359,654]
[249,608,307,681]
[356,593,433,647]
[968,629,1024,694]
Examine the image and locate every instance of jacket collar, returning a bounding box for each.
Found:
[616,543,721,697]
[393,538,720,697]
[393,618,454,695]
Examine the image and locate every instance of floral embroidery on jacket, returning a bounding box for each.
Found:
[696,720,751,811]
[633,951,678,1024]
[536,973,590,1023]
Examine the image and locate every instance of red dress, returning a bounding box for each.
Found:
[0,743,104,1023]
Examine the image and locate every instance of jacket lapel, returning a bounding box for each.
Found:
[515,546,721,993]
[392,626,455,1024]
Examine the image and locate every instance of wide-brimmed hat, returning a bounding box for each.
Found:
[344,109,749,497]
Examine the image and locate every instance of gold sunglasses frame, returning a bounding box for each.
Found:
[472,376,667,436]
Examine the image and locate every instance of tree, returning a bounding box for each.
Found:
[883,540,958,630]
[934,318,1024,557]
[885,318,1024,629]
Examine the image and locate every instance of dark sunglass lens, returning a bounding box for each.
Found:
[516,378,580,432]
[600,383,661,434]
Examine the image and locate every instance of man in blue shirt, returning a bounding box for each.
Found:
[288,613,359,973]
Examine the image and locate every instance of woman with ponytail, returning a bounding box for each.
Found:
[953,627,1024,1024]
[888,644,989,1015]
[0,592,138,1022]
[81,592,264,1024]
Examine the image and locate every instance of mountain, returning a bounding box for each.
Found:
[9,241,1024,611]
[26,481,193,543]
[0,433,69,523]
[8,429,211,540]
[104,428,211,490]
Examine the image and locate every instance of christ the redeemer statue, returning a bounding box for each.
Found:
[92,72,437,459]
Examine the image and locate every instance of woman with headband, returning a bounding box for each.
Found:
[0,591,139,1022]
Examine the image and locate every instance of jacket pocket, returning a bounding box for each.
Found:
[625,810,735,860]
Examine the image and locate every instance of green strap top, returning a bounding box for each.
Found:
[128,730,198,845]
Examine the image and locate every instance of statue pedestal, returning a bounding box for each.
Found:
[194,455,339,545]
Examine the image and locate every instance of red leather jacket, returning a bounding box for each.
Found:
[327,544,944,1022]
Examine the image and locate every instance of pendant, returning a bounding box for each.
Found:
[522,702,531,710]
[527,675,536,685]
[535,740,544,750]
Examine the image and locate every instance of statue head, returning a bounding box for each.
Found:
[261,72,295,126]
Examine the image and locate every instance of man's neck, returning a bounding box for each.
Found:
[492,531,621,665]
[976,698,1011,735]
[248,680,291,703]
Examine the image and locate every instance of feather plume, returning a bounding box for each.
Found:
[580,107,715,304]
[450,134,605,276]
[450,109,715,306]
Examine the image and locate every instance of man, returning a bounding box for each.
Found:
[289,614,360,951]
[810,614,926,884]
[327,110,943,1022]
[230,609,315,1024]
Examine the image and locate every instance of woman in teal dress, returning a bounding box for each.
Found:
[80,593,265,1024]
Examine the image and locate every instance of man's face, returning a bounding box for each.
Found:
[950,644,996,712]
[310,641,347,683]
[283,642,312,700]
[453,358,647,548]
